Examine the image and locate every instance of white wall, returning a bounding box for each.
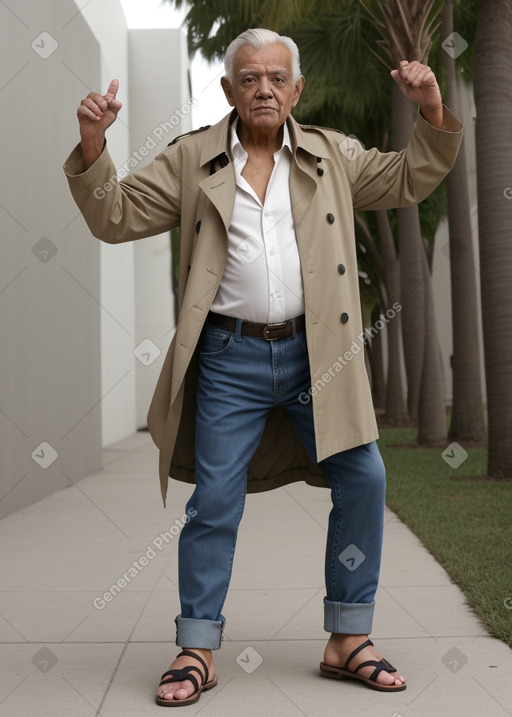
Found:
[128,29,191,427]
[0,1,189,518]
[0,0,104,518]
[73,13,189,438]
[76,0,137,446]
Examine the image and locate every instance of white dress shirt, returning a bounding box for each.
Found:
[210,119,305,323]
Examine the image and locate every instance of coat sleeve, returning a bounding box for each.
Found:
[63,142,182,243]
[344,106,463,211]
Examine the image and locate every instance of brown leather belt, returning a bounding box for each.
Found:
[207,311,305,341]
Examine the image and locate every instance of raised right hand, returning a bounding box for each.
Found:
[77,79,122,168]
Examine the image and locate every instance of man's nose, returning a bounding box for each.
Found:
[256,78,273,98]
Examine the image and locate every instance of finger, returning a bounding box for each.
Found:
[80,96,106,116]
[108,98,123,115]
[77,103,102,122]
[390,68,403,86]
[80,96,103,117]
[84,91,109,113]
[397,59,411,80]
[398,60,423,78]
[104,78,119,104]
[391,63,411,89]
[401,61,435,88]
[409,66,435,88]
[406,63,428,86]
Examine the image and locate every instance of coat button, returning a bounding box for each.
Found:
[195,220,201,233]
[317,168,324,176]
[337,263,346,274]
[340,312,349,324]
[327,213,335,224]
[316,157,322,163]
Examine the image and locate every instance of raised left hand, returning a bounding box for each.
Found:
[391,60,442,109]
[391,60,444,128]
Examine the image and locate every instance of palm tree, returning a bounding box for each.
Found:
[441,0,485,444]
[474,0,512,477]
[359,0,448,444]
[375,209,409,423]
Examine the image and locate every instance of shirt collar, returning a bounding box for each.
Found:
[230,117,292,161]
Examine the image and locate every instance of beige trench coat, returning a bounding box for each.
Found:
[64,107,463,505]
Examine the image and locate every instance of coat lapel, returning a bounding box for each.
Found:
[195,111,238,233]
[199,164,236,235]
[287,115,330,226]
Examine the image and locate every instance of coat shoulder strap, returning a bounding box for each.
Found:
[298,123,346,137]
[167,126,212,147]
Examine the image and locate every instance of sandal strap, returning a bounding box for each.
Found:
[369,658,397,681]
[159,666,200,692]
[177,649,209,685]
[353,657,398,681]
[344,638,374,670]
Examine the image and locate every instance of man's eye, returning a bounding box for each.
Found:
[242,77,255,84]
[274,77,285,83]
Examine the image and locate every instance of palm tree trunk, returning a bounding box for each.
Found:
[474,0,512,477]
[442,0,485,444]
[392,85,425,420]
[369,304,387,410]
[375,209,408,423]
[392,85,447,443]
[418,250,447,444]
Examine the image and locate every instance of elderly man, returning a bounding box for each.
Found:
[65,28,462,706]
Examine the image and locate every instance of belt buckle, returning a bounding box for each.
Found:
[263,321,288,341]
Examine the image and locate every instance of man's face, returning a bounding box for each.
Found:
[221,43,304,135]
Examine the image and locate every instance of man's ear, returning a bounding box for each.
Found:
[292,76,305,108]
[221,76,235,107]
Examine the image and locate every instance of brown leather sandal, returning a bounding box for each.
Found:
[320,638,406,692]
[156,649,218,707]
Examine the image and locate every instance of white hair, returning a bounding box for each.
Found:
[224,28,302,85]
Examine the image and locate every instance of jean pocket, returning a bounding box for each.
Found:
[199,325,234,357]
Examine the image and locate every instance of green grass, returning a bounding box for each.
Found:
[379,427,512,648]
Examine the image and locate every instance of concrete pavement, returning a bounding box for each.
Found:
[1,431,511,717]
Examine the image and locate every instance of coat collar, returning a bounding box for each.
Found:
[199,109,331,167]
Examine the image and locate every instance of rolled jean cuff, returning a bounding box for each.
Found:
[175,615,225,650]
[323,598,375,634]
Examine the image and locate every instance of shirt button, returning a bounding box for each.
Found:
[327,213,335,224]
[340,312,349,324]
[337,264,346,274]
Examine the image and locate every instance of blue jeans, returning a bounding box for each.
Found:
[175,319,386,649]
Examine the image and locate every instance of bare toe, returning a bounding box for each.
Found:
[157,649,215,704]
